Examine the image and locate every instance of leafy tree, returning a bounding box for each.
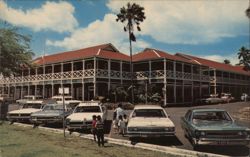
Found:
[0,24,34,76]
[237,46,250,71]
[223,59,231,64]
[246,4,250,19]
[116,3,146,103]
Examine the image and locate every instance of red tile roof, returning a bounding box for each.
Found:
[132,48,199,65]
[33,43,130,65]
[176,53,250,76]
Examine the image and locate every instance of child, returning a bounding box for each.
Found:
[91,115,97,141]
[95,115,104,147]
[118,115,126,136]
[123,114,128,134]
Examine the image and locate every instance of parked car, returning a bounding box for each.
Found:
[221,93,235,103]
[0,94,13,102]
[197,94,224,105]
[181,108,250,149]
[241,93,249,101]
[51,95,81,107]
[66,101,107,132]
[7,100,44,123]
[127,105,175,138]
[16,95,43,104]
[30,103,73,126]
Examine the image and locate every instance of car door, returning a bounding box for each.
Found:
[181,110,192,137]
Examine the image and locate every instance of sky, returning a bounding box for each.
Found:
[0,0,249,65]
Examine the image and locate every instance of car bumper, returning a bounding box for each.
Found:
[7,116,30,122]
[31,118,62,124]
[193,138,250,146]
[66,124,92,130]
[127,131,175,137]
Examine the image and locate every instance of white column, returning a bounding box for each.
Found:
[28,68,30,95]
[149,60,151,84]
[61,63,63,94]
[173,61,176,103]
[52,64,54,97]
[71,61,74,97]
[82,60,85,101]
[43,65,45,98]
[163,59,167,106]
[108,59,111,92]
[93,57,96,98]
[120,61,123,85]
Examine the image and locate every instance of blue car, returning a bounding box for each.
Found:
[181,108,250,149]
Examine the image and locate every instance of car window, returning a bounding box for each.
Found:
[184,110,192,121]
[192,111,232,122]
[22,103,42,109]
[132,109,166,118]
[75,106,101,113]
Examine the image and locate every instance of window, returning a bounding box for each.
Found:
[132,109,166,118]
[75,106,101,113]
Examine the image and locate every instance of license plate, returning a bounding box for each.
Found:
[217,141,228,145]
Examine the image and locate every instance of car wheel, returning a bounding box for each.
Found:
[130,137,139,145]
[193,144,200,150]
[68,129,73,134]
[9,120,14,125]
[33,123,39,128]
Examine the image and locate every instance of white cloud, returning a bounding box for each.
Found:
[0,0,78,33]
[107,0,248,44]
[46,14,151,54]
[200,54,239,65]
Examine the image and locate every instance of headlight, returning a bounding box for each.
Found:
[195,130,201,137]
[238,131,247,136]
[128,127,138,131]
[165,127,175,132]
[200,131,206,136]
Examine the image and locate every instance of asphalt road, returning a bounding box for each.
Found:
[106,102,250,157]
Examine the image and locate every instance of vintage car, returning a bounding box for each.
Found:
[16,95,43,104]
[51,95,81,107]
[30,103,73,126]
[221,93,235,103]
[66,101,107,132]
[197,94,224,105]
[181,108,250,148]
[127,105,175,138]
[0,94,13,102]
[7,100,44,123]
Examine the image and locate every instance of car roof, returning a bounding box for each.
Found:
[190,108,226,112]
[25,100,43,104]
[52,95,73,98]
[134,105,163,110]
[78,101,101,107]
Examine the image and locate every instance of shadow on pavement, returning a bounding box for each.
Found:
[195,145,250,156]
[131,136,183,146]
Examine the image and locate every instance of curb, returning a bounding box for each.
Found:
[12,123,228,157]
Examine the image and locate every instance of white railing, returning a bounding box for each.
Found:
[0,69,248,85]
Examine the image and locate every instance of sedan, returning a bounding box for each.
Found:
[181,108,250,149]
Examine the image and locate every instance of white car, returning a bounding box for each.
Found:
[66,101,107,132]
[51,95,81,107]
[127,105,175,138]
[7,100,44,123]
[16,95,43,104]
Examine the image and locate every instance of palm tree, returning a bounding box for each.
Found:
[246,1,250,19]
[116,3,146,104]
[237,46,250,71]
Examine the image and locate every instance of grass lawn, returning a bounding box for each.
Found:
[0,123,178,157]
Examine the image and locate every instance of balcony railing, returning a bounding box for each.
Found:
[3,69,249,85]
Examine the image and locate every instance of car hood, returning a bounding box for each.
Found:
[128,117,175,128]
[193,120,247,131]
[67,112,102,121]
[8,108,41,114]
[31,110,64,117]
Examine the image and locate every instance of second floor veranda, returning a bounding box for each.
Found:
[0,58,214,84]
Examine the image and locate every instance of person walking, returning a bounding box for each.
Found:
[118,115,126,136]
[91,115,97,141]
[114,103,125,125]
[95,115,104,147]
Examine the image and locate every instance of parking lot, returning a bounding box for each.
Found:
[106,102,250,156]
[3,101,250,156]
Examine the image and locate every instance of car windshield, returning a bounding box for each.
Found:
[22,103,42,109]
[132,109,167,118]
[74,106,101,113]
[192,111,232,122]
[43,104,64,111]
[24,96,34,100]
